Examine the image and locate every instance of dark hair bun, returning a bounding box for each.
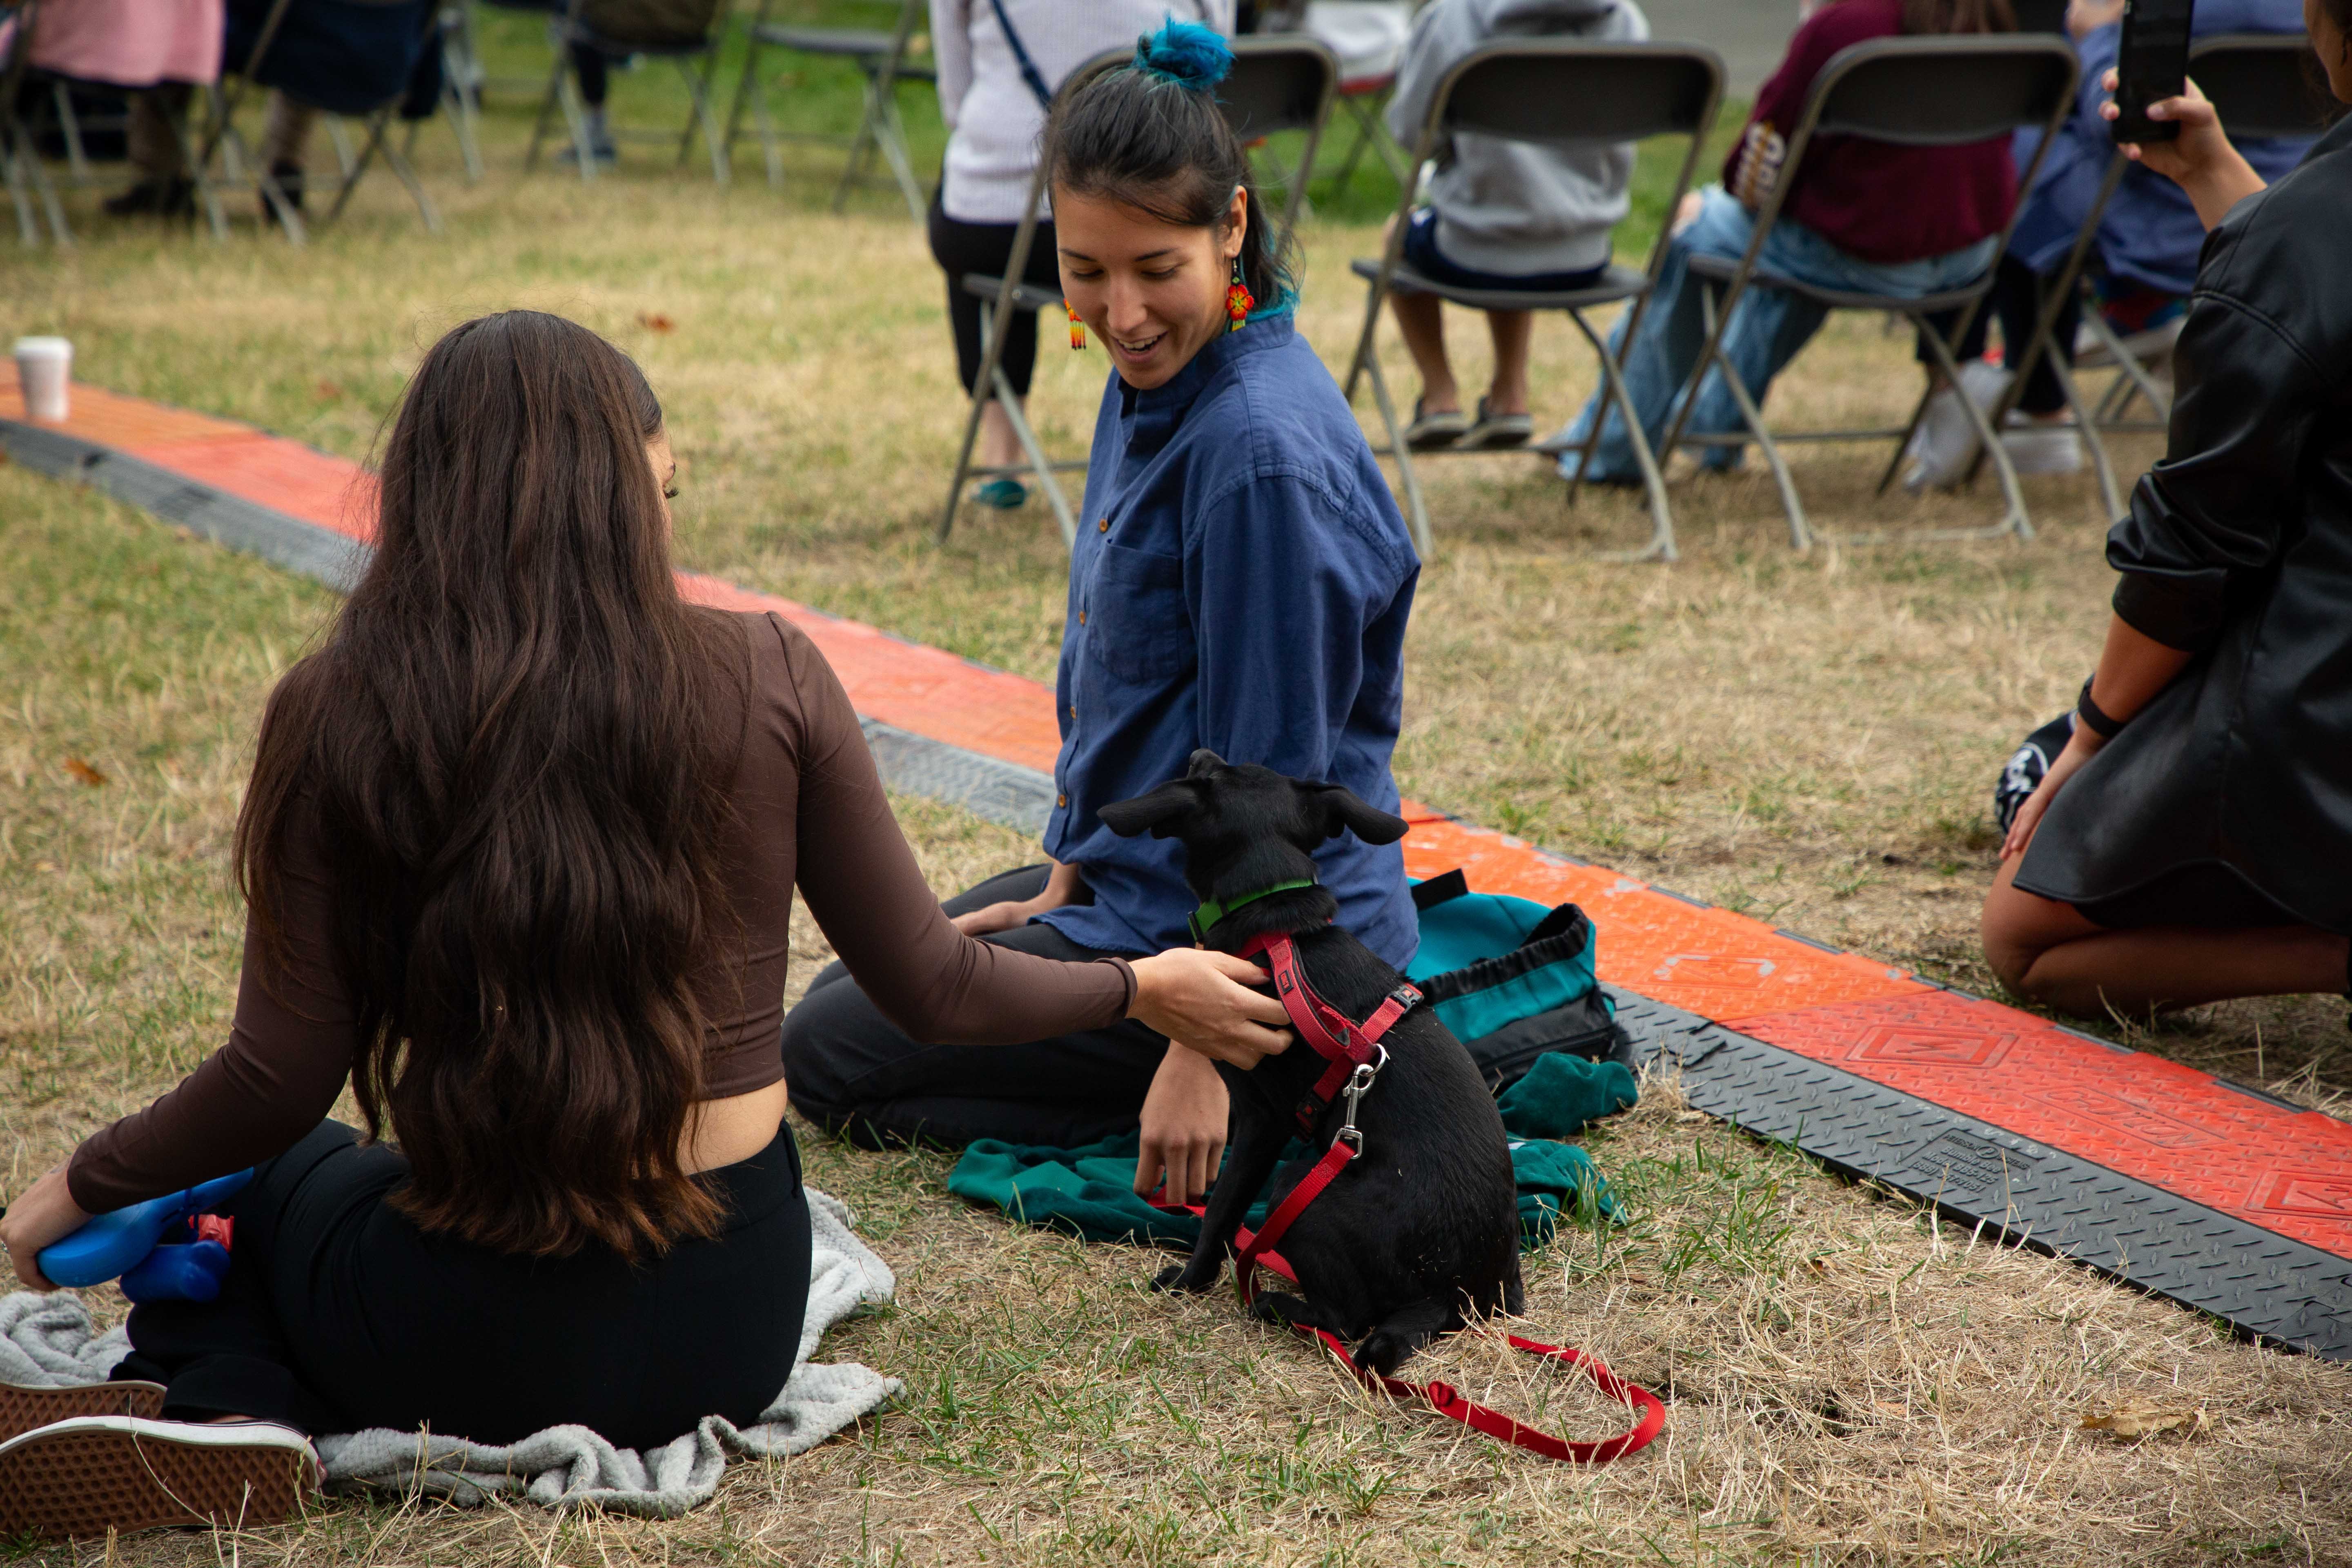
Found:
[1131,19,1232,91]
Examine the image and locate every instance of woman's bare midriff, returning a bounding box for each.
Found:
[681,1078,791,1175]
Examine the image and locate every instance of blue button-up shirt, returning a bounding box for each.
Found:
[1036,307,1421,969]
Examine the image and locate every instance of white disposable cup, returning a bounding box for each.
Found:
[14,336,71,423]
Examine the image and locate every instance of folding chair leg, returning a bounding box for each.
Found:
[2052,351,2122,520]
[1361,348,1433,557]
[830,76,880,213]
[1917,325,2031,543]
[942,296,1014,544]
[256,165,307,245]
[325,116,358,180]
[1694,286,1807,551]
[381,125,443,232]
[6,119,73,246]
[4,136,40,246]
[2078,308,2172,424]
[1873,383,1936,496]
[989,364,1077,548]
[677,54,727,183]
[441,69,484,183]
[1567,309,1676,564]
[53,83,89,182]
[864,90,925,223]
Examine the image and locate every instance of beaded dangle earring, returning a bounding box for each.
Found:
[1225,256,1256,332]
[1064,300,1086,350]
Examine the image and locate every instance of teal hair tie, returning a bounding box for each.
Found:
[1131,18,1232,90]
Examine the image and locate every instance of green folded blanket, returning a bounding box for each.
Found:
[945,1051,1637,1252]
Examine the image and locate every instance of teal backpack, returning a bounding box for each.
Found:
[1403,870,1619,1090]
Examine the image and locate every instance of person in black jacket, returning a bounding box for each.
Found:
[1982,0,2352,1019]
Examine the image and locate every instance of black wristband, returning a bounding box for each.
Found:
[2076,677,2125,740]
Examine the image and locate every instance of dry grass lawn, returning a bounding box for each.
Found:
[2,30,2348,1564]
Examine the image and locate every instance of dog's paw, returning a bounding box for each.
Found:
[1150,1264,1187,1293]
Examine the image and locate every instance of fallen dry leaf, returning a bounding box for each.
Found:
[65,756,108,786]
[2081,1397,2208,1441]
[315,380,344,400]
[637,312,675,333]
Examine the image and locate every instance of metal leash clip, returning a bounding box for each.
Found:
[1335,1043,1390,1151]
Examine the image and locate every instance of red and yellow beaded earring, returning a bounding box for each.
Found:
[1064,299,1086,350]
[1225,256,1255,332]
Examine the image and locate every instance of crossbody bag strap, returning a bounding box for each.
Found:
[983,0,1056,111]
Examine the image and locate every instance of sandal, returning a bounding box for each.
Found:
[0,1416,317,1540]
[1403,399,1470,450]
[0,1382,165,1443]
[1458,396,1532,450]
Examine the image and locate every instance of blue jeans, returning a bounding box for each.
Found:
[1559,187,2000,481]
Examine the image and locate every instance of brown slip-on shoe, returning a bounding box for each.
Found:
[0,1416,317,1541]
[0,1381,166,1443]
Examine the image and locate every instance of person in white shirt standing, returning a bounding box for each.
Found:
[927,0,1232,509]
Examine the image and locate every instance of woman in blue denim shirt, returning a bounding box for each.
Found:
[784,23,1420,1209]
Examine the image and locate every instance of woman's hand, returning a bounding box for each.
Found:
[2001,724,2104,863]
[1134,1044,1228,1205]
[1126,948,1292,1070]
[2100,69,2267,228]
[952,858,1085,937]
[0,1165,89,1292]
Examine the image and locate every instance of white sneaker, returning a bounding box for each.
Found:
[2000,411,2082,475]
[0,1415,318,1540]
[1902,360,2011,491]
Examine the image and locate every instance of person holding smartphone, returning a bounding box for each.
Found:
[1980,0,2352,1017]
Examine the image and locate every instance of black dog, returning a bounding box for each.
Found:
[1100,750,1523,1374]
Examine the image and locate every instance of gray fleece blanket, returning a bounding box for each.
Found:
[0,1187,900,1517]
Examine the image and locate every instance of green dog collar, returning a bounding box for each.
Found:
[1188,878,1320,944]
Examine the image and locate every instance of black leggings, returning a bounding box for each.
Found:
[927,187,1063,401]
[781,866,1167,1149]
[116,1120,811,1450]
[1918,252,2080,417]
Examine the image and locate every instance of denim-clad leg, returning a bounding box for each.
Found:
[1560,187,1999,481]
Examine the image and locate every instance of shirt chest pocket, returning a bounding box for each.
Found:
[1082,542,1194,685]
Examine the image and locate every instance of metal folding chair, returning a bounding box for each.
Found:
[1344,40,1724,562]
[1984,31,2343,519]
[937,37,1341,546]
[525,0,729,183]
[1655,35,2078,550]
[0,0,73,245]
[316,5,451,231]
[722,0,933,219]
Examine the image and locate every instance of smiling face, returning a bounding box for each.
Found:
[1053,185,1248,391]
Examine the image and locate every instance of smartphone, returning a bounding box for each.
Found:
[2111,0,2196,144]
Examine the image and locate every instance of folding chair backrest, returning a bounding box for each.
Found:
[581,0,724,50]
[2189,33,2345,139]
[1807,35,2077,148]
[1431,40,1724,147]
[1223,36,1337,141]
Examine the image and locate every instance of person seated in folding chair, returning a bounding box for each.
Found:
[222,0,438,219]
[0,0,224,219]
[1902,0,2316,489]
[925,0,1233,510]
[494,0,627,165]
[786,22,1419,1209]
[1378,0,1648,453]
[1549,0,2021,485]
[1982,9,2352,1019]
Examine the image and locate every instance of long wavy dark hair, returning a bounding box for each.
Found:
[236,310,748,1260]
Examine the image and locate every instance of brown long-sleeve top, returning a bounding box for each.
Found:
[67,610,1136,1214]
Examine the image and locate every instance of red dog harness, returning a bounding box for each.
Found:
[1184,927,1666,1466]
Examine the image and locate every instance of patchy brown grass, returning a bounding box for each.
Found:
[3,54,2349,1566]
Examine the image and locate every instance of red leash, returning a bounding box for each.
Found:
[1165,930,1666,1466]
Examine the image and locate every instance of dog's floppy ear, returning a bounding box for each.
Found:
[1098,780,1203,839]
[1304,782,1409,846]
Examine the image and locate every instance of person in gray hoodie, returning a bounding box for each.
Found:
[1381,0,1648,450]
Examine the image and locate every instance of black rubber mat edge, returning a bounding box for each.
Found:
[2,419,371,591]
[1606,986,2352,1361]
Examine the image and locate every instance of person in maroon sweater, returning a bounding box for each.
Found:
[1549,0,2020,480]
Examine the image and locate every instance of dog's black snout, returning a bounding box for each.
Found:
[1186,748,1227,777]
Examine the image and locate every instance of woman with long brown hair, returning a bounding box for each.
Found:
[0,310,1289,1537]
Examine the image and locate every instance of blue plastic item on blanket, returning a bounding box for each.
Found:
[1405,874,1602,1046]
[36,1169,253,1290]
[118,1241,234,1303]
